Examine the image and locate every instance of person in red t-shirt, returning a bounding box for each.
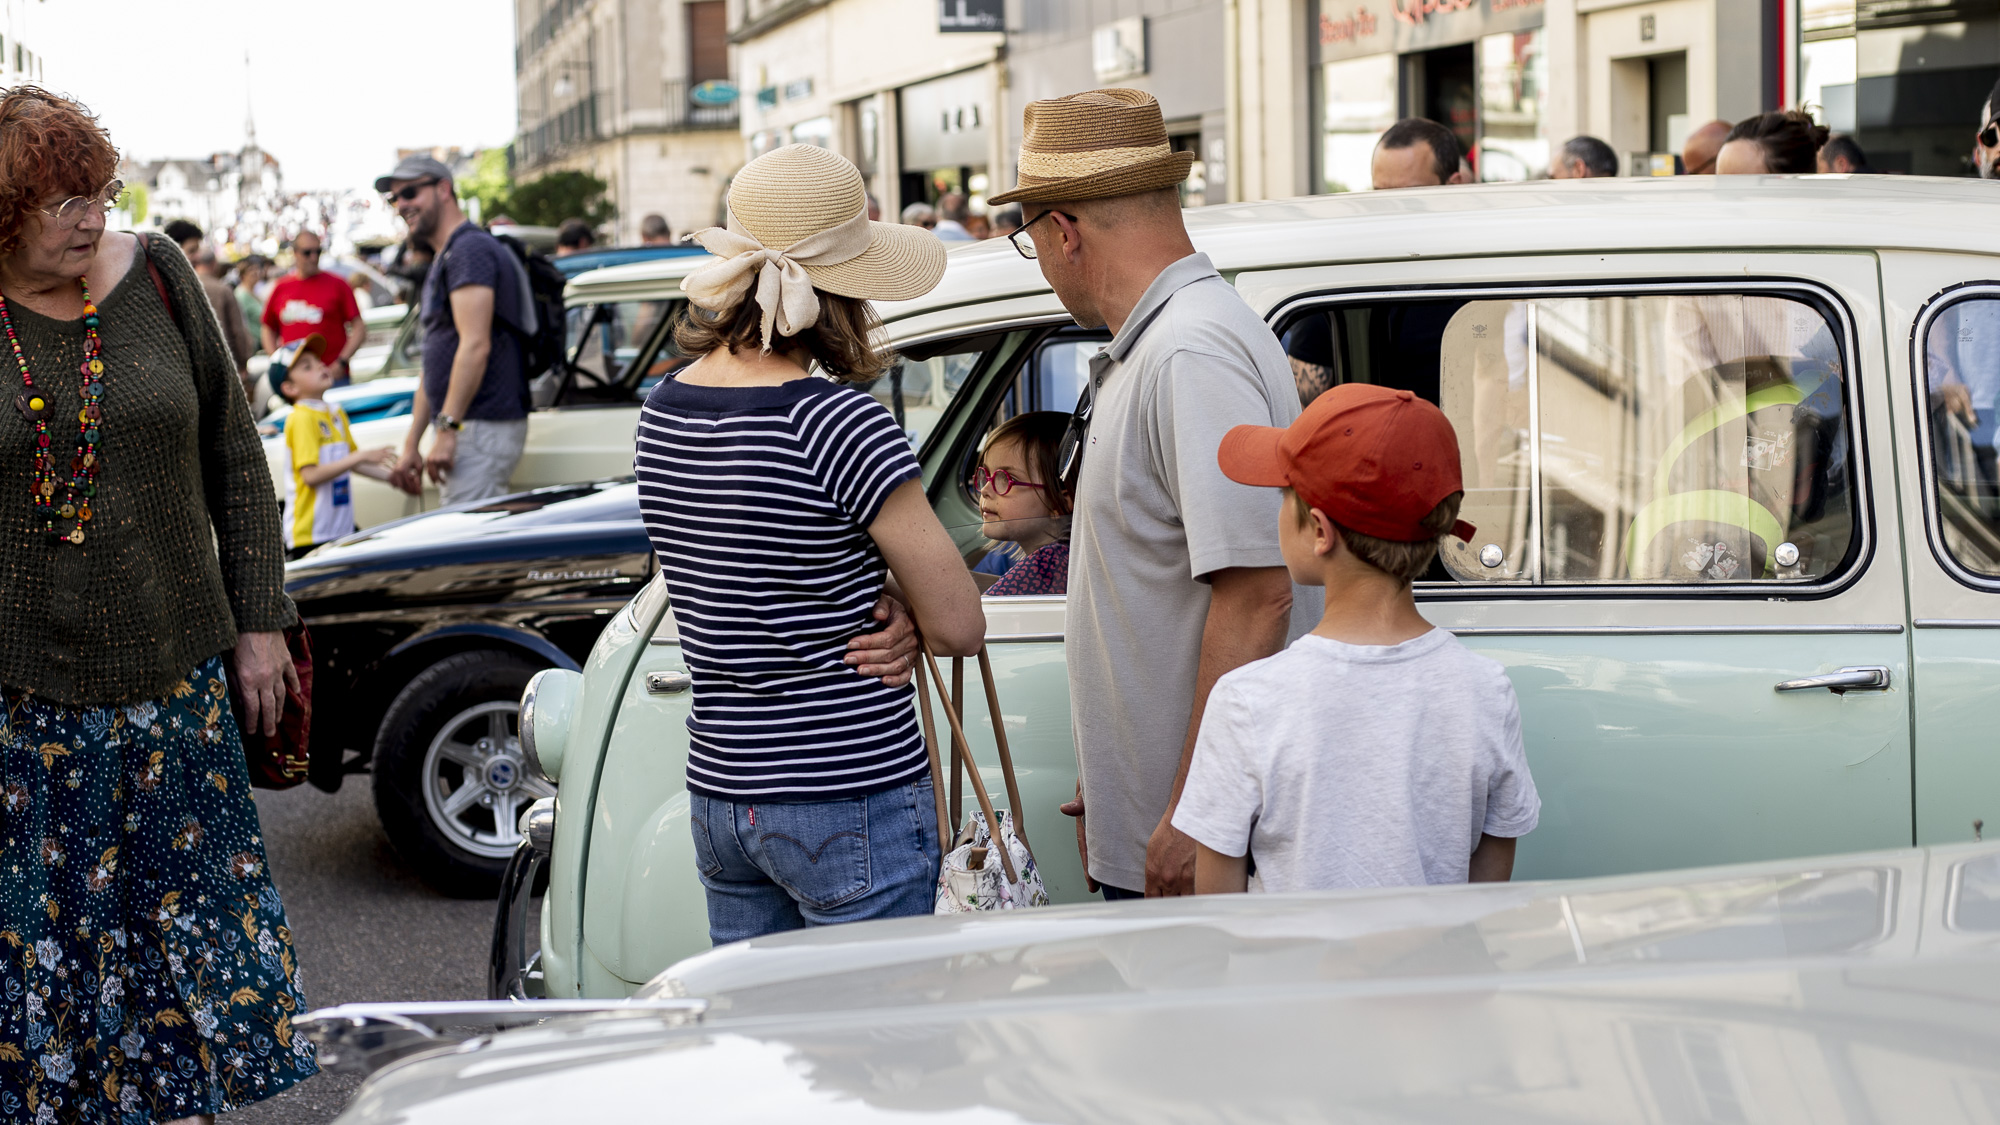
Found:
[260,230,364,384]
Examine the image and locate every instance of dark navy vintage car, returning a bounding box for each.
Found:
[287,480,648,896]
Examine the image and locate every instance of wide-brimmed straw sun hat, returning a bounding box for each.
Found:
[987,88,1196,206]
[681,144,946,350]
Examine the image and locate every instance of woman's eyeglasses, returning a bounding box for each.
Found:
[969,467,1047,497]
[385,179,440,203]
[38,180,123,229]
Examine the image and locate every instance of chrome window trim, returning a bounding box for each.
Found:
[1913,618,2000,628]
[1909,282,2000,593]
[1264,278,1874,601]
[1446,624,1903,637]
[886,314,1078,359]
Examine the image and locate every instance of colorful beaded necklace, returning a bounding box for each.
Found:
[0,282,102,546]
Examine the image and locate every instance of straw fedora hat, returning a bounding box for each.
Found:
[988,89,1196,205]
[682,145,945,347]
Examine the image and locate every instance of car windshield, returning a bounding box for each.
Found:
[569,299,686,386]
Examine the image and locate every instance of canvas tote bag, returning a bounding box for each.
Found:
[914,644,1049,912]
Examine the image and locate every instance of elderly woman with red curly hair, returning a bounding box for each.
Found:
[0,88,314,1122]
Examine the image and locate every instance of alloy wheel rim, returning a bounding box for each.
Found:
[419,701,557,861]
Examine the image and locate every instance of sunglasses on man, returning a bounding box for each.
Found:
[384,178,440,204]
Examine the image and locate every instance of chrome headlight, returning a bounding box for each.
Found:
[520,667,582,783]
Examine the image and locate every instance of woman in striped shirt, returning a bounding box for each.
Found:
[637,145,984,944]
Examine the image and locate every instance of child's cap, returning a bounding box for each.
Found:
[1217,384,1477,543]
[269,333,330,373]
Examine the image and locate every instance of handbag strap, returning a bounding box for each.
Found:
[917,641,1024,886]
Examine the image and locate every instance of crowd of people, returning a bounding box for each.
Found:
[6,57,2000,1121]
[1373,107,1861,190]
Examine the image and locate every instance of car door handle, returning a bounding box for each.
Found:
[646,670,692,695]
[1774,666,1891,694]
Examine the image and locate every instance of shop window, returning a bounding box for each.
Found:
[1477,30,1547,182]
[1321,53,1396,193]
[1279,291,1857,588]
[1920,294,2000,580]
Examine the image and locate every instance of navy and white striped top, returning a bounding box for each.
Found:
[634,374,926,801]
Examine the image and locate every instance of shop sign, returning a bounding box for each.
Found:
[1319,0,1543,62]
[691,80,738,107]
[939,0,1003,33]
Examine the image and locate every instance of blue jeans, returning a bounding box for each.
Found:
[689,777,941,945]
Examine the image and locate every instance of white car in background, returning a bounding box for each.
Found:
[263,254,713,531]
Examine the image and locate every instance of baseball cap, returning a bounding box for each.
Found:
[374,154,454,193]
[1217,384,1477,543]
[269,333,330,372]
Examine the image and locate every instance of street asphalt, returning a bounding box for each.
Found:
[219,777,537,1124]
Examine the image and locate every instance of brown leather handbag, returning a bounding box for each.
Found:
[145,245,315,789]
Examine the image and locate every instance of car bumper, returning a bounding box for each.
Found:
[489,796,555,1000]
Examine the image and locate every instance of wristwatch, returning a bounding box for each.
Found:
[435,413,463,432]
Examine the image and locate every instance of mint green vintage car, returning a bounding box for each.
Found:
[495,176,2000,1000]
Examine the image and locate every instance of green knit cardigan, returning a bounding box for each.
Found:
[0,231,293,706]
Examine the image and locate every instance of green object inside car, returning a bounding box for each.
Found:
[1626,381,1804,578]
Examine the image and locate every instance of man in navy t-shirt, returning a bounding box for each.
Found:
[377,154,530,505]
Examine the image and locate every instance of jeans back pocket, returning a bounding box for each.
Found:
[752,797,871,910]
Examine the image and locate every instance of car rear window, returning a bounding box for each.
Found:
[1279,288,1859,589]
[1918,293,2000,583]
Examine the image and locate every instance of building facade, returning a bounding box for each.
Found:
[729,0,1006,218]
[0,0,46,88]
[723,0,1994,217]
[515,0,744,243]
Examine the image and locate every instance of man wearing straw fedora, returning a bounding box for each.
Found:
[992,90,1320,898]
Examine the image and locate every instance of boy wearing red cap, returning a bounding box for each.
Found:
[1171,385,1540,893]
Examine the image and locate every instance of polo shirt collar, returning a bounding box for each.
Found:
[1106,252,1220,362]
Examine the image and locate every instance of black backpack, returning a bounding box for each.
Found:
[487,231,570,382]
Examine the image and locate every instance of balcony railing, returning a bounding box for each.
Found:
[516,81,737,170]
[665,80,739,132]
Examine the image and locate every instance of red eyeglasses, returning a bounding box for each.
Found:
[969,467,1047,496]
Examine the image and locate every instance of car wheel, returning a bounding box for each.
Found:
[373,651,555,898]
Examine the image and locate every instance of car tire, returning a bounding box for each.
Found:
[372,651,555,898]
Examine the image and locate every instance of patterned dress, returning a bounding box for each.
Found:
[985,540,1069,597]
[0,656,314,1123]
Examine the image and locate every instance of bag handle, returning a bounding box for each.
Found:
[915,641,1027,886]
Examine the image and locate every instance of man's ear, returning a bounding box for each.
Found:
[1051,212,1083,263]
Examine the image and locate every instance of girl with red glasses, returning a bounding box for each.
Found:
[972,411,1073,597]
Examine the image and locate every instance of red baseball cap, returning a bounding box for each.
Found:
[1217,384,1476,543]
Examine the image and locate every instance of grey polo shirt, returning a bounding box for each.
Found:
[1067,252,1322,892]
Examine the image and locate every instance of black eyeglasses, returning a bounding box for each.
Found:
[1982,120,2000,150]
[385,179,440,203]
[1006,209,1076,260]
[297,248,322,258]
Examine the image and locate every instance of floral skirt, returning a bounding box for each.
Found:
[0,656,315,1123]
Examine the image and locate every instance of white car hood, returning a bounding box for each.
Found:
[339,843,2000,1123]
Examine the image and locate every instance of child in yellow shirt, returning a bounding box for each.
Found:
[272,334,396,557]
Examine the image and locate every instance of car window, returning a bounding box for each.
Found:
[1919,294,2000,581]
[1280,289,1857,588]
[870,349,980,449]
[570,300,681,385]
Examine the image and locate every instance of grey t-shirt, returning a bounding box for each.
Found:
[1172,630,1541,892]
[1067,252,1322,892]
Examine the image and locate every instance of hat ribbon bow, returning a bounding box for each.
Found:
[681,209,873,351]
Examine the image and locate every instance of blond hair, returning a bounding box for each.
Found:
[1290,488,1464,584]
